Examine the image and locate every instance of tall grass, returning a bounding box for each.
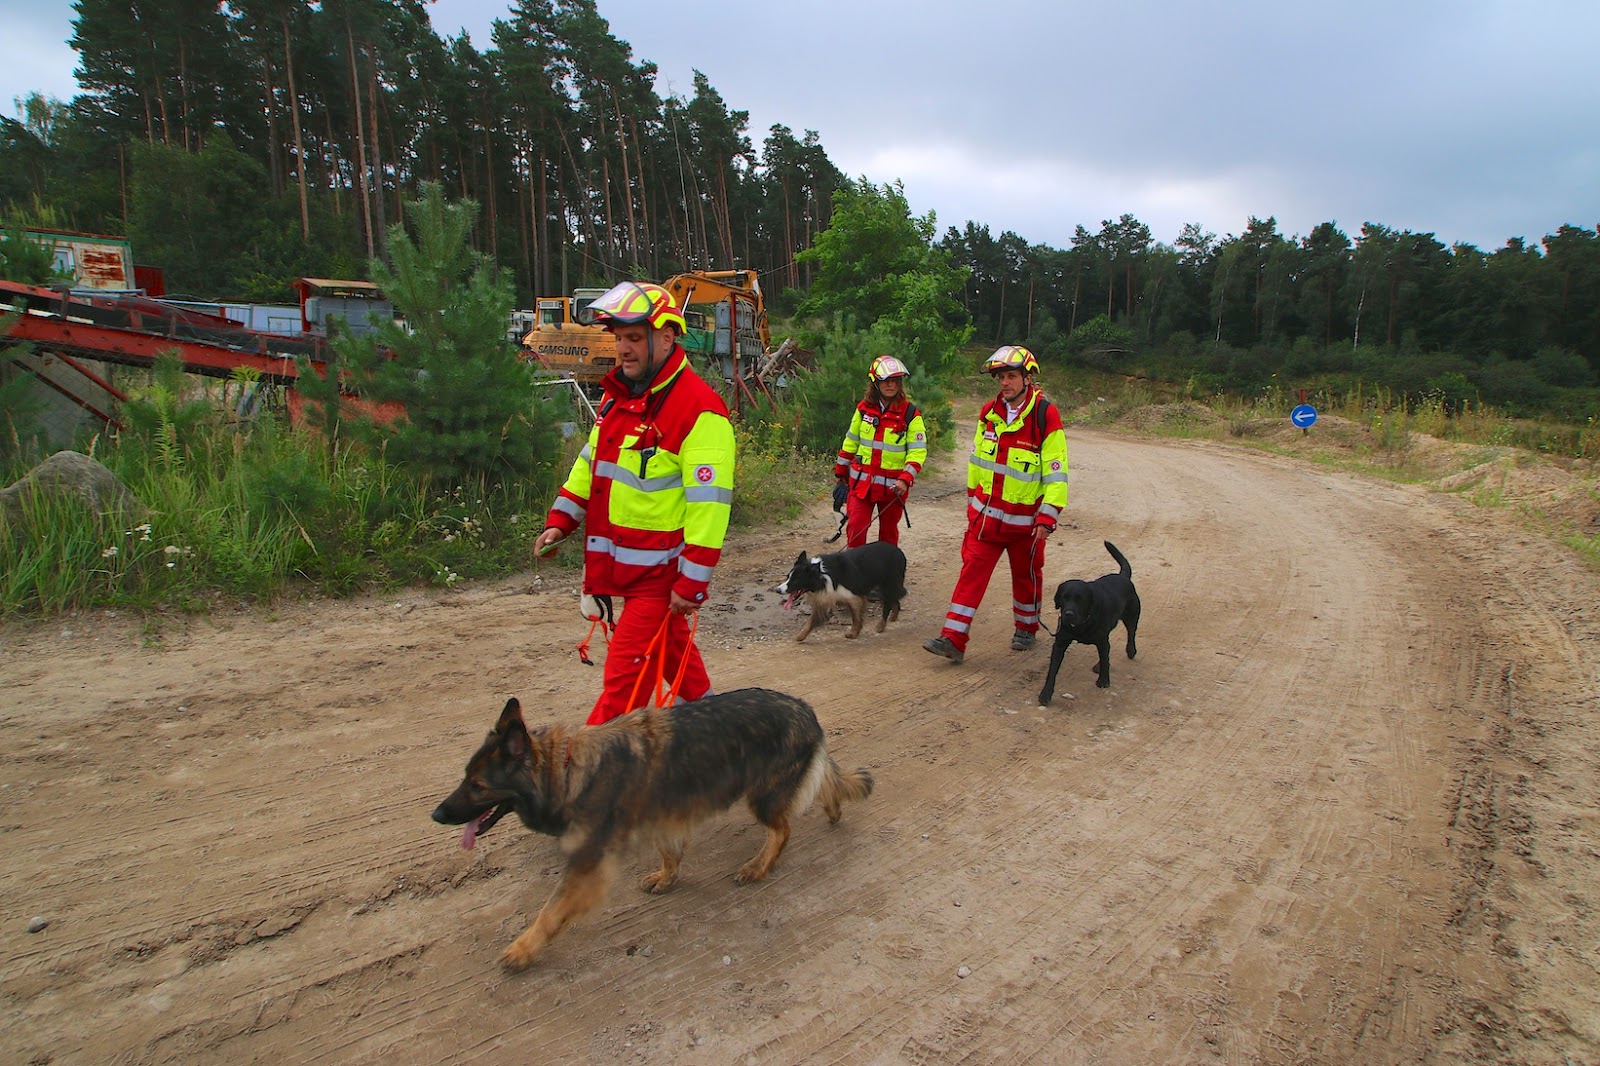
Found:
[1047,367,1598,462]
[730,410,817,529]
[1,383,823,615]
[1074,374,1599,567]
[1,403,560,617]
[7,359,1591,614]
[1321,381,1600,459]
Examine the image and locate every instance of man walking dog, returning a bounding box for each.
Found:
[534,281,735,724]
[924,345,1067,664]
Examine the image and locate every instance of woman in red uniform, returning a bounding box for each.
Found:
[833,355,928,547]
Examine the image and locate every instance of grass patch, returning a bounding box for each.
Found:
[1,406,560,618]
[731,413,817,529]
[6,360,1593,616]
[1559,530,1600,567]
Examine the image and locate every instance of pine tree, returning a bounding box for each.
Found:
[342,182,559,485]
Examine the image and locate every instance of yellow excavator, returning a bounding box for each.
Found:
[521,270,780,409]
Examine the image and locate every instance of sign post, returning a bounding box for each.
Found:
[1290,403,1318,436]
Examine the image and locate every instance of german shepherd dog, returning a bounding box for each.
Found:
[775,541,907,642]
[432,688,874,971]
[1038,541,1141,704]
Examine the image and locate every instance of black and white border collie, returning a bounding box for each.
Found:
[775,541,907,642]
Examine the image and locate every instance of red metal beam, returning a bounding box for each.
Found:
[10,352,124,430]
[52,350,130,403]
[4,314,318,384]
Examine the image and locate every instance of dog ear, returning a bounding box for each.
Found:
[495,699,533,759]
[793,550,808,566]
[495,697,523,731]
[496,698,534,756]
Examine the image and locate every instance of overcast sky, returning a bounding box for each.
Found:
[5,0,1597,252]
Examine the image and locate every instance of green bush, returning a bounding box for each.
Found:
[730,404,814,529]
[1532,347,1595,388]
[341,183,565,486]
[1477,357,1554,413]
[1069,314,1136,371]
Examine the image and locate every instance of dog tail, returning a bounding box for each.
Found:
[1105,540,1131,577]
[812,750,874,826]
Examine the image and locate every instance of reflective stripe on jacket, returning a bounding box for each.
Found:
[966,385,1067,540]
[544,346,734,603]
[834,398,928,502]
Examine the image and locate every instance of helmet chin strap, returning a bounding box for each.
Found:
[624,327,668,393]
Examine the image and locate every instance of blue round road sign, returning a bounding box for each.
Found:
[1290,403,1318,429]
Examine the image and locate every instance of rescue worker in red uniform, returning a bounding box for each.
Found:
[924,345,1067,664]
[834,355,928,547]
[533,282,735,724]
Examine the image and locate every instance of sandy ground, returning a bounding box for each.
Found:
[3,421,1598,1065]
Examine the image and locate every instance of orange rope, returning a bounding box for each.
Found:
[622,610,700,714]
[622,615,670,714]
[575,615,610,666]
[663,611,699,705]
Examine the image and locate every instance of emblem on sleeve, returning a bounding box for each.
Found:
[695,465,716,483]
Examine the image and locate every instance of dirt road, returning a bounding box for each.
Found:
[4,425,1597,1065]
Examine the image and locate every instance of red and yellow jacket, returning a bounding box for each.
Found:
[544,347,735,604]
[834,397,928,502]
[966,385,1068,540]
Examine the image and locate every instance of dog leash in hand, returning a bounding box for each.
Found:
[826,479,848,543]
[826,496,909,543]
[825,511,846,544]
[658,611,699,707]
[622,611,700,714]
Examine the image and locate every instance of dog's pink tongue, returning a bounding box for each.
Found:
[782,592,797,610]
[460,813,484,851]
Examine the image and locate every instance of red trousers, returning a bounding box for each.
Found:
[937,529,1044,652]
[845,493,906,547]
[587,594,711,725]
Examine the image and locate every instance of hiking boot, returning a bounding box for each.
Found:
[922,635,964,664]
[1011,628,1036,651]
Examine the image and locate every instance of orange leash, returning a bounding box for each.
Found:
[662,611,699,705]
[575,595,616,665]
[622,615,670,714]
[575,615,611,665]
[622,610,700,714]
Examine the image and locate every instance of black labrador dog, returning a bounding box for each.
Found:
[1038,541,1140,704]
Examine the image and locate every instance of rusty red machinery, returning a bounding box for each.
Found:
[0,279,398,430]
